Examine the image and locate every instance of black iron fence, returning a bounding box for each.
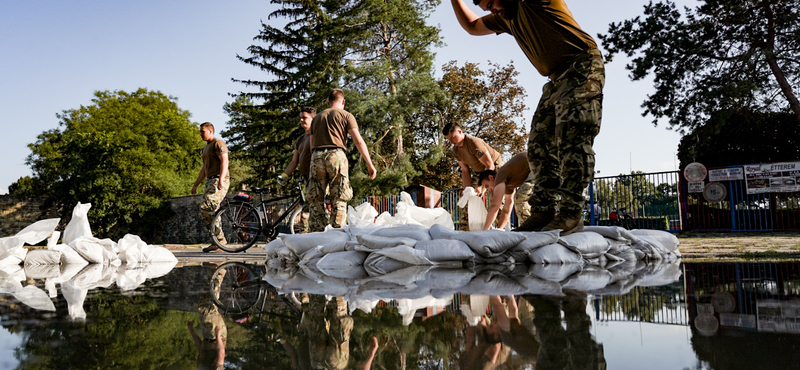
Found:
[589,171,682,232]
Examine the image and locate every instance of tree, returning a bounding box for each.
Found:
[412,61,529,190]
[24,89,203,238]
[599,0,800,133]
[677,110,800,168]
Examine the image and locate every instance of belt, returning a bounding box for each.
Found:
[312,147,343,153]
[549,48,602,81]
[207,174,220,179]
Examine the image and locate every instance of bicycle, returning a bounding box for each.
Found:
[210,262,301,320]
[209,181,305,253]
[609,206,638,230]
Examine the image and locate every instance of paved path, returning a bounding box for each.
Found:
[166,245,266,265]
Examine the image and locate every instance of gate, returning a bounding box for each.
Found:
[589,171,682,232]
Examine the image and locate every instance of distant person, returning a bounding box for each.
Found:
[451,0,605,235]
[477,152,535,230]
[307,89,376,232]
[277,106,316,233]
[443,121,504,231]
[191,122,230,252]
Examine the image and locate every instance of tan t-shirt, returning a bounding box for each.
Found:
[294,134,312,178]
[452,135,502,172]
[495,152,530,194]
[310,107,358,150]
[202,138,229,178]
[481,0,597,77]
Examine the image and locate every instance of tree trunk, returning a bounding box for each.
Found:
[762,3,800,124]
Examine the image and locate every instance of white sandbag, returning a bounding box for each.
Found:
[530,263,582,282]
[606,238,632,254]
[584,226,641,244]
[139,245,178,264]
[511,230,561,253]
[62,202,93,245]
[13,218,61,246]
[457,187,488,231]
[356,234,417,250]
[630,229,680,252]
[370,224,432,241]
[363,253,413,276]
[346,204,381,228]
[263,238,285,259]
[70,237,105,264]
[394,192,456,229]
[24,249,61,265]
[50,244,88,265]
[358,245,433,266]
[529,243,584,264]
[374,212,396,226]
[316,251,368,279]
[13,285,56,312]
[558,232,610,259]
[452,230,526,258]
[633,236,670,260]
[47,231,60,248]
[560,266,614,291]
[24,264,61,279]
[0,248,28,268]
[280,230,351,255]
[415,239,475,262]
[320,240,360,254]
[429,224,462,240]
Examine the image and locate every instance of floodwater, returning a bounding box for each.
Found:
[1,260,799,370]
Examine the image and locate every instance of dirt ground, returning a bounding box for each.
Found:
[677,231,800,260]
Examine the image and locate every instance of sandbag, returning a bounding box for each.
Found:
[24,249,61,266]
[12,218,61,246]
[429,224,462,240]
[393,192,455,229]
[584,226,641,244]
[511,230,561,254]
[280,230,350,255]
[370,224,432,241]
[320,240,360,254]
[457,187,488,231]
[529,243,584,264]
[262,239,285,259]
[630,229,680,252]
[316,251,368,279]
[415,239,474,262]
[357,245,433,266]
[70,237,106,264]
[363,253,413,276]
[558,232,610,259]
[356,234,417,250]
[50,244,88,265]
[451,230,526,258]
[62,202,93,245]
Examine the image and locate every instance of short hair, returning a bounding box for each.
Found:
[478,169,497,184]
[328,89,344,103]
[442,122,461,136]
[300,106,316,116]
[473,0,481,5]
[200,122,215,132]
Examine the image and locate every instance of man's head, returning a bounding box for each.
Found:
[442,122,465,147]
[327,89,345,109]
[199,122,215,142]
[474,0,519,20]
[478,169,497,190]
[299,106,316,133]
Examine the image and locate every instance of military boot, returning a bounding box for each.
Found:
[513,210,556,232]
[542,210,585,236]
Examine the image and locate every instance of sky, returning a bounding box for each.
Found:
[0,0,693,195]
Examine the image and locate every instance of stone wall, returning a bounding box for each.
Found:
[0,195,60,237]
[159,194,209,245]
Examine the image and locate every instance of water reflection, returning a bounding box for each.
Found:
[2,261,800,369]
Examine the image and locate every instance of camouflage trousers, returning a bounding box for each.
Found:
[513,173,535,225]
[528,48,604,214]
[307,148,353,232]
[299,295,353,369]
[200,177,229,242]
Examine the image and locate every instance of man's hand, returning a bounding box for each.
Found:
[190,185,198,195]
[277,173,288,186]
[367,163,377,180]
[216,181,224,191]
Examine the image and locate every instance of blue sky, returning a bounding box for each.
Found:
[0,0,691,194]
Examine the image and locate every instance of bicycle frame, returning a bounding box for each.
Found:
[258,193,304,230]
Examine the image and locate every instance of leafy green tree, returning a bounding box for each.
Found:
[24,89,203,238]
[8,176,43,197]
[599,0,800,133]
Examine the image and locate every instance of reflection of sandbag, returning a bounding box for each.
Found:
[421,268,475,296]
[24,264,61,279]
[457,187,488,231]
[363,253,413,276]
[461,270,528,295]
[370,224,432,241]
[529,243,584,264]
[24,249,62,265]
[452,230,526,258]
[280,230,351,255]
[558,232,610,259]
[356,234,417,250]
[13,285,56,312]
[530,263,582,282]
[630,229,680,252]
[415,240,474,262]
[514,275,564,296]
[561,266,614,291]
[0,248,28,268]
[62,202,93,245]
[316,251,369,279]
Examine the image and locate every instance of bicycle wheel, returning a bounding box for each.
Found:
[212,201,262,253]
[211,262,262,314]
[288,205,303,234]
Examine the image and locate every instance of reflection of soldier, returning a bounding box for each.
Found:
[459,315,510,370]
[489,295,540,360]
[523,292,606,370]
[280,295,354,369]
[188,268,227,370]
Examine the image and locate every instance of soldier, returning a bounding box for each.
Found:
[277,106,316,233]
[443,121,504,231]
[451,0,605,235]
[190,122,230,252]
[477,152,535,230]
[307,89,376,232]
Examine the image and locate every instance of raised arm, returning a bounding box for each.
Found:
[451,0,494,36]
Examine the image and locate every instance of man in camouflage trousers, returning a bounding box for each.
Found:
[452,0,604,235]
[191,122,230,252]
[308,89,377,232]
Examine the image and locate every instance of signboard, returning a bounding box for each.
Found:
[709,167,743,181]
[684,162,707,182]
[688,181,705,193]
[703,182,727,202]
[744,161,800,194]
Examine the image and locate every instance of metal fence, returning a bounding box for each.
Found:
[593,285,689,325]
[589,171,682,232]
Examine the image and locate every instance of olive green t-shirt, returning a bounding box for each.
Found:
[294,134,312,178]
[452,135,502,172]
[310,107,358,150]
[481,0,597,77]
[202,138,229,178]
[495,152,530,194]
